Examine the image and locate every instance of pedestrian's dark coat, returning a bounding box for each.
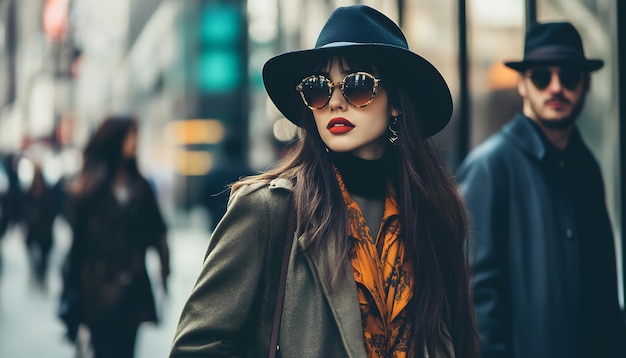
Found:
[456,113,625,358]
[22,171,58,281]
[63,175,167,326]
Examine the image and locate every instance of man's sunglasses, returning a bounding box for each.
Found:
[527,67,583,90]
[296,72,382,110]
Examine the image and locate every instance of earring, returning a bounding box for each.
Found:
[388,117,399,145]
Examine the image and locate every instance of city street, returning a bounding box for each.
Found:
[0,213,211,358]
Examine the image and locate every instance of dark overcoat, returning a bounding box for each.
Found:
[456,113,625,358]
[63,175,167,327]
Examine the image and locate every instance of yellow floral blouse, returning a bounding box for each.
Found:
[336,172,415,357]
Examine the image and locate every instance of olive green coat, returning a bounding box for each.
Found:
[169,178,368,357]
[169,178,454,357]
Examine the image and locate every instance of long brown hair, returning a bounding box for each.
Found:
[72,115,139,198]
[233,55,478,357]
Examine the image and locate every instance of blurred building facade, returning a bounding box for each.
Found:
[0,0,623,301]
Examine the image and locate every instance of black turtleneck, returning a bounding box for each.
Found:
[329,151,394,199]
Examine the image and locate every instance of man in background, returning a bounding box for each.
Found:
[456,22,626,358]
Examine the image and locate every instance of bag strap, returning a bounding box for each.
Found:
[268,197,296,358]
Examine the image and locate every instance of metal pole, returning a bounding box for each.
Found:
[456,0,469,163]
[617,0,626,315]
[525,0,537,28]
[2,0,17,106]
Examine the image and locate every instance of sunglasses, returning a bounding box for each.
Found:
[527,67,583,90]
[296,72,382,110]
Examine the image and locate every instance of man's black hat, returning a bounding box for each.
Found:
[504,22,604,72]
[262,5,452,138]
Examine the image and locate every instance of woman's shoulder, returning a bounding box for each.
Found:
[212,177,295,240]
[229,177,294,205]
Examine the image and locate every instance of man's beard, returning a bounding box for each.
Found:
[537,94,586,129]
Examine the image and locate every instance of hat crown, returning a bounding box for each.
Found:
[504,21,603,72]
[524,22,585,59]
[314,5,408,50]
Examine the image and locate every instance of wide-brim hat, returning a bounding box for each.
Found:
[262,5,452,138]
[504,22,604,72]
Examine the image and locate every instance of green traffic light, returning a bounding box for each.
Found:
[200,4,240,45]
[199,50,241,92]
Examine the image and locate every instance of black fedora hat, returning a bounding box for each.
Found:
[262,5,452,138]
[504,22,604,72]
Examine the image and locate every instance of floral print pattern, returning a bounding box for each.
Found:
[336,171,415,357]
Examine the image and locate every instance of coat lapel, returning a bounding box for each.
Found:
[297,232,367,357]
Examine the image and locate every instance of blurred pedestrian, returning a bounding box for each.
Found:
[0,152,24,276]
[170,5,478,357]
[0,158,9,238]
[21,160,58,286]
[456,22,626,357]
[0,158,9,275]
[0,152,23,235]
[59,114,170,358]
[201,136,254,231]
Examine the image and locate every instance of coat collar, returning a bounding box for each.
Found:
[503,112,586,163]
[298,231,455,357]
[265,176,366,355]
[274,176,456,356]
[502,112,549,161]
[297,228,368,356]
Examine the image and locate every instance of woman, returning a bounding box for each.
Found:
[170,5,477,358]
[60,115,170,358]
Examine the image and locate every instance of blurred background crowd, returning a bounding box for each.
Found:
[0,0,623,357]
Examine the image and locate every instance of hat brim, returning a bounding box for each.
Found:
[504,58,604,72]
[262,44,453,138]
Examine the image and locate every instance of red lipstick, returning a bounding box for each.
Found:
[327,117,354,134]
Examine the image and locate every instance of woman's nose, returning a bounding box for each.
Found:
[328,84,347,111]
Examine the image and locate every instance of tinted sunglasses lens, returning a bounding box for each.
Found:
[559,68,582,89]
[300,76,330,108]
[529,69,551,89]
[343,73,376,107]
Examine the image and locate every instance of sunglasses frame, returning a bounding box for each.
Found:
[526,67,584,91]
[296,71,382,110]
